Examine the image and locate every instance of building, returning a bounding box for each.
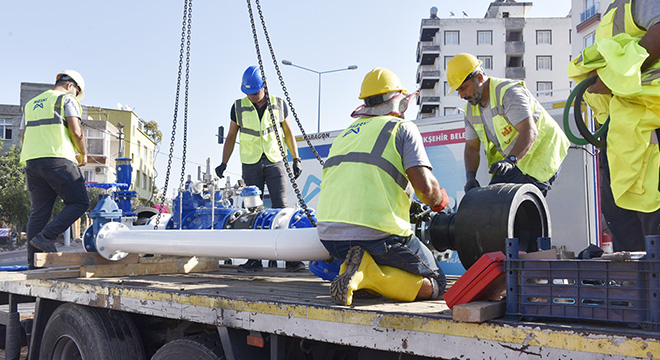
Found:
[416,0,572,118]
[570,0,609,57]
[0,82,157,203]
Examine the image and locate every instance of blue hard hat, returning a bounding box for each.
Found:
[241,66,264,95]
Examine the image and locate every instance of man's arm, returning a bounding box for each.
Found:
[67,116,87,166]
[406,165,445,209]
[464,138,481,173]
[221,121,239,164]
[281,116,299,158]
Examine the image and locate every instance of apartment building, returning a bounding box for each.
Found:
[570,0,609,57]
[416,0,572,118]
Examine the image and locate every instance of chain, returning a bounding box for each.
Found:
[247,0,316,226]
[155,0,193,229]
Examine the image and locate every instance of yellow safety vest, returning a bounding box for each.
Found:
[20,90,80,165]
[568,0,660,212]
[235,95,286,164]
[317,115,413,237]
[465,78,569,182]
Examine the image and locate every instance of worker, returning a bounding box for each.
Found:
[568,0,660,250]
[446,53,570,197]
[20,70,90,269]
[216,65,305,272]
[316,67,449,306]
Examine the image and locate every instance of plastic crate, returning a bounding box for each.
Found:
[505,236,660,330]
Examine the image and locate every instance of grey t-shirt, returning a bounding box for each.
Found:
[317,120,432,241]
[464,84,534,151]
[632,0,660,30]
[20,94,82,130]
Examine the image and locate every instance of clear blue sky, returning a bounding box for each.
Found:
[1,0,571,192]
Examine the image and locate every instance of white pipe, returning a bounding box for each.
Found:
[96,222,331,261]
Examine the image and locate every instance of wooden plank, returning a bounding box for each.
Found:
[138,255,222,264]
[0,266,80,281]
[34,252,140,267]
[81,258,219,278]
[452,300,506,323]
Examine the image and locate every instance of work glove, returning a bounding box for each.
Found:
[293,158,303,179]
[215,163,227,178]
[489,158,516,176]
[464,171,480,193]
[431,188,450,212]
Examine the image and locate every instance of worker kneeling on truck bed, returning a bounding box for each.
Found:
[316,67,449,306]
[447,53,569,196]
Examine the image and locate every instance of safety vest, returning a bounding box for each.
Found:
[465,78,569,182]
[234,95,286,164]
[317,115,413,237]
[20,90,80,165]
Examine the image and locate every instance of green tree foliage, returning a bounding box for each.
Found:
[143,120,162,144]
[0,146,30,232]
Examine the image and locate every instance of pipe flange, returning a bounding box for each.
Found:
[270,208,296,230]
[96,222,130,261]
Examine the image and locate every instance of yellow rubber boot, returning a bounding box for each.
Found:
[330,246,424,305]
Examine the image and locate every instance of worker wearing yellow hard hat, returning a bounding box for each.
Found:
[317,67,449,306]
[20,70,90,269]
[567,0,660,250]
[446,53,569,197]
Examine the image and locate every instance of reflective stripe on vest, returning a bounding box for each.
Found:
[317,116,413,236]
[235,95,286,164]
[20,90,79,164]
[465,77,569,182]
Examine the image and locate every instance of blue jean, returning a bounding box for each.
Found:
[321,235,445,285]
[25,158,89,265]
[489,166,558,197]
[242,156,288,208]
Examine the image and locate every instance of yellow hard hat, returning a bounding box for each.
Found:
[359,67,407,99]
[446,53,481,94]
[57,70,86,101]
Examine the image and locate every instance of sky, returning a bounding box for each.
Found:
[1,0,571,193]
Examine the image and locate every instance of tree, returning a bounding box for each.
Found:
[143,120,162,144]
[0,146,30,233]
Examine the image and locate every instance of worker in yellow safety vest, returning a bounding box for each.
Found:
[20,70,90,269]
[446,53,569,197]
[316,67,449,306]
[568,0,660,250]
[216,65,304,272]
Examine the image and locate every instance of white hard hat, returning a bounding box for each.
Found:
[57,70,85,101]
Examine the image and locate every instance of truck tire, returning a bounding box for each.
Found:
[151,334,225,360]
[39,303,145,360]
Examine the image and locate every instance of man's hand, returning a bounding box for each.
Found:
[489,158,516,176]
[77,153,87,166]
[464,171,480,192]
[215,163,227,178]
[431,188,449,212]
[293,158,303,179]
[587,75,612,95]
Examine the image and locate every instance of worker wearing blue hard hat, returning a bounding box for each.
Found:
[216,65,304,272]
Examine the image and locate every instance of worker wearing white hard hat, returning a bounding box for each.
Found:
[19,70,89,269]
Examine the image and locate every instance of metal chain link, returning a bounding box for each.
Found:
[155,0,193,229]
[247,0,317,226]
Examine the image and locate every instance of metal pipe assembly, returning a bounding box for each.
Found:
[95,222,330,261]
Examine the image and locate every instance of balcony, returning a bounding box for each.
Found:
[419,96,440,114]
[505,67,526,79]
[504,18,525,28]
[417,70,441,90]
[580,3,599,22]
[416,44,440,65]
[505,41,525,54]
[577,3,601,32]
[420,18,440,41]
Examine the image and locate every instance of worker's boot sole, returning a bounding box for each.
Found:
[330,246,364,305]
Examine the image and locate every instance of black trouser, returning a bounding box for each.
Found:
[26,158,89,265]
[241,155,288,208]
[599,131,660,251]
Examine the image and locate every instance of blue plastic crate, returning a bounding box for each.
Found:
[505,236,660,330]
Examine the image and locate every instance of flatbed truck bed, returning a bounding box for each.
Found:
[0,266,657,359]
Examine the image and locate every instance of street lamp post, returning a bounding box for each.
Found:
[282,60,358,133]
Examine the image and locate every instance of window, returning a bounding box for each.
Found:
[136,170,141,188]
[85,128,105,156]
[584,32,596,47]
[142,173,147,190]
[537,81,553,97]
[82,170,92,182]
[536,30,552,44]
[444,107,459,115]
[444,31,459,45]
[444,56,453,70]
[477,56,493,69]
[0,119,12,140]
[536,56,552,70]
[477,31,492,45]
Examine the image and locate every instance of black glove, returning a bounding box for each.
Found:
[293,158,303,179]
[215,163,227,178]
[464,171,481,193]
[489,157,516,176]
